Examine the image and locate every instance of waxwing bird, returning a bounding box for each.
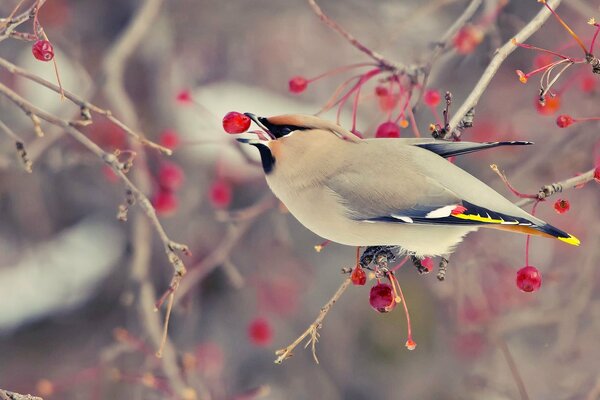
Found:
[237,113,580,258]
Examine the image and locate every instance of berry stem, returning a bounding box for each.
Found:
[387,272,415,350]
[589,23,600,55]
[512,40,575,61]
[406,106,422,138]
[307,62,375,83]
[490,164,538,199]
[539,0,588,54]
[335,68,382,124]
[316,74,362,115]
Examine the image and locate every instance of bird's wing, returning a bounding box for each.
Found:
[324,143,579,245]
[382,139,533,158]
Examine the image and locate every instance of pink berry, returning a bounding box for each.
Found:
[222,112,251,134]
[158,162,184,190]
[248,317,273,346]
[516,266,542,293]
[423,89,441,107]
[32,40,54,62]
[375,121,401,138]
[594,166,600,183]
[152,189,178,216]
[369,283,396,313]
[556,114,574,128]
[536,95,560,115]
[209,179,232,208]
[350,266,366,286]
[288,76,308,94]
[176,90,193,104]
[453,25,484,54]
[159,129,180,150]
[553,199,570,214]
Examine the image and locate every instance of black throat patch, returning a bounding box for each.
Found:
[251,143,276,174]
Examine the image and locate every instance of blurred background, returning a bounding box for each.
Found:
[1,0,599,399]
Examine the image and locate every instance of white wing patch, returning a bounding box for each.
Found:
[391,214,414,223]
[425,205,458,219]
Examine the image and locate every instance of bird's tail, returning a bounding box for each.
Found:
[489,222,580,246]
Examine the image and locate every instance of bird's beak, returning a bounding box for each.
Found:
[244,113,276,140]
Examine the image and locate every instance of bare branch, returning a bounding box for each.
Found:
[274,278,351,364]
[497,338,531,400]
[449,0,563,133]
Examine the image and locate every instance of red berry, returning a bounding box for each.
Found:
[594,166,600,183]
[423,89,441,107]
[32,40,54,62]
[369,283,396,313]
[536,95,560,115]
[209,179,232,208]
[556,114,574,128]
[248,317,273,346]
[159,129,180,150]
[158,162,184,190]
[152,189,178,216]
[288,76,308,94]
[377,93,398,112]
[375,121,401,138]
[375,85,389,97]
[421,257,434,272]
[581,76,597,93]
[350,266,366,286]
[553,199,570,214]
[222,112,251,134]
[176,89,193,104]
[516,266,542,293]
[453,25,484,54]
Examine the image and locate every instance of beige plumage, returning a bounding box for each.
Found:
[238,114,579,257]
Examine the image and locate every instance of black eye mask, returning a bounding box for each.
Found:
[257,117,308,138]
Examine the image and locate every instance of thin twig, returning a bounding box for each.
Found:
[497,338,531,400]
[0,57,171,155]
[515,167,596,207]
[307,0,405,72]
[449,0,563,133]
[274,278,352,364]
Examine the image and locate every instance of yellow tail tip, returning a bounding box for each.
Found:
[558,234,580,246]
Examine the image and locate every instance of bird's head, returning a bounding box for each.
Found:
[237,113,361,174]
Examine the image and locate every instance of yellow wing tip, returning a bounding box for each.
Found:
[558,234,580,246]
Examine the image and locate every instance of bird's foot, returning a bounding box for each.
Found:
[437,257,449,281]
[410,255,430,275]
[359,246,399,270]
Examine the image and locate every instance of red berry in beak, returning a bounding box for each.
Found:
[32,40,54,62]
[222,112,251,134]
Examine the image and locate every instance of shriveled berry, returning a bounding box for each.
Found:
[32,40,54,62]
[209,179,232,208]
[248,317,273,346]
[375,121,400,138]
[405,339,417,351]
[288,76,308,94]
[153,189,178,216]
[350,266,366,286]
[158,162,184,190]
[515,70,528,84]
[369,283,396,313]
[553,199,570,214]
[423,89,441,107]
[516,266,542,293]
[536,94,560,115]
[453,25,484,54]
[556,114,574,128]
[159,129,180,150]
[222,111,251,134]
[176,89,193,104]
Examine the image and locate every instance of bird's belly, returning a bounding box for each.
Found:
[268,181,476,257]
